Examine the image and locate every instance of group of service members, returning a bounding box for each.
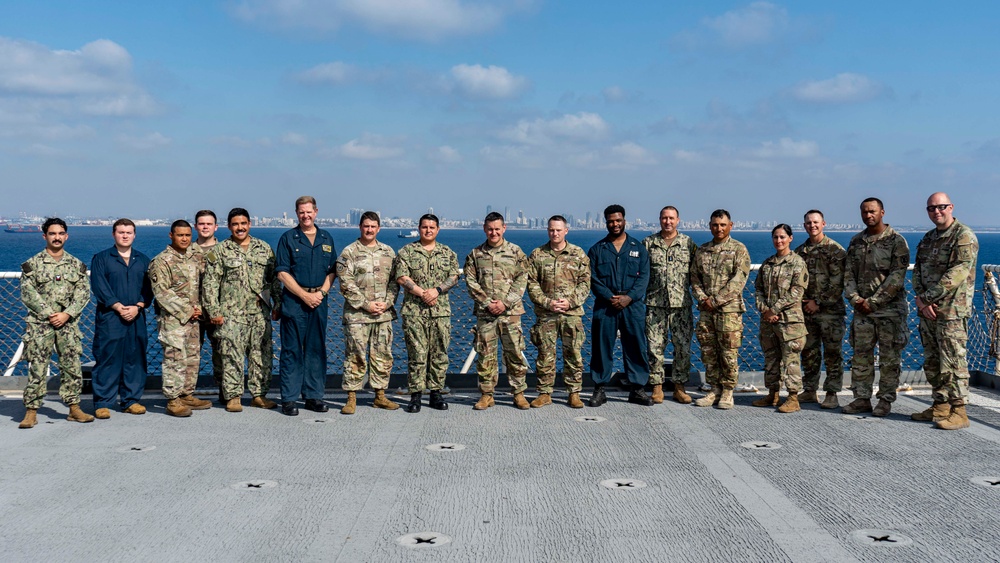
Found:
[15,193,977,432]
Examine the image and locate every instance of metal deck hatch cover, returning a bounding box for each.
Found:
[969,476,1000,489]
[849,529,913,547]
[231,480,278,490]
[739,441,781,450]
[599,479,648,489]
[574,415,607,422]
[425,443,466,451]
[117,444,156,453]
[396,532,452,548]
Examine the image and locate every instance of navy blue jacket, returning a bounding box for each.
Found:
[587,233,650,310]
[90,246,153,338]
[275,227,337,310]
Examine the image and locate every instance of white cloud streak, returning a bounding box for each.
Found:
[499,112,610,146]
[790,73,886,104]
[449,64,527,99]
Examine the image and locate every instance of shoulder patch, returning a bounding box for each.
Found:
[80,262,88,275]
[21,262,32,274]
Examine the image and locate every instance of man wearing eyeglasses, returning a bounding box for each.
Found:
[911,193,979,430]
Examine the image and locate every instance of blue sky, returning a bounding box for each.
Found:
[1,1,999,226]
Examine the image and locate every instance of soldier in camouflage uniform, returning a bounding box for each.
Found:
[192,209,225,402]
[150,220,213,417]
[843,197,910,417]
[643,206,698,404]
[794,210,847,410]
[337,211,401,414]
[202,208,281,413]
[394,214,460,413]
[526,215,591,409]
[18,218,95,428]
[691,209,751,410]
[752,224,809,413]
[912,192,979,430]
[465,211,531,410]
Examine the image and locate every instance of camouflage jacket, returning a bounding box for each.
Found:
[913,219,978,320]
[844,225,909,318]
[755,252,809,327]
[202,237,280,320]
[690,236,751,313]
[464,239,528,317]
[20,250,90,326]
[643,232,696,309]
[149,245,201,323]
[794,235,847,317]
[337,240,399,324]
[393,241,460,318]
[526,242,591,318]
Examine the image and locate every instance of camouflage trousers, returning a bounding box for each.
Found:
[159,318,200,400]
[760,322,806,393]
[402,315,450,393]
[199,318,224,384]
[529,314,584,394]
[849,314,907,402]
[645,306,693,386]
[21,321,83,409]
[217,315,273,399]
[343,321,393,391]
[695,312,742,390]
[919,317,970,405]
[474,316,528,395]
[802,315,846,393]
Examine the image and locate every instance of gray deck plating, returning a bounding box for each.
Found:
[2,387,1000,562]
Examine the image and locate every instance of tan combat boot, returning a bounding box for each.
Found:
[373,389,400,410]
[67,404,95,423]
[777,394,800,413]
[752,390,779,407]
[166,398,193,417]
[95,408,112,419]
[251,396,277,409]
[19,408,37,429]
[694,387,720,407]
[123,403,146,415]
[935,405,970,430]
[473,393,494,410]
[341,391,357,415]
[797,390,819,403]
[716,388,735,410]
[841,398,873,414]
[530,393,552,408]
[181,395,211,410]
[672,383,692,404]
[820,392,839,410]
[871,399,892,417]
[225,397,243,413]
[911,401,951,422]
[512,393,530,410]
[651,384,664,404]
[567,392,584,409]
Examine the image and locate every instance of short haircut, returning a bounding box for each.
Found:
[171,219,192,233]
[360,211,380,226]
[42,217,67,234]
[772,223,793,237]
[710,209,731,221]
[195,210,217,223]
[295,195,317,209]
[803,209,824,220]
[484,211,505,224]
[112,218,135,232]
[548,214,567,226]
[660,205,679,216]
[228,208,250,223]
[604,204,625,219]
[419,213,439,226]
[861,197,884,210]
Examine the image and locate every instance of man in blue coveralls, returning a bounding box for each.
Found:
[276,196,337,416]
[90,218,156,418]
[587,204,653,407]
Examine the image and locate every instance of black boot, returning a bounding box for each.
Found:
[628,385,653,406]
[428,390,448,410]
[406,393,422,413]
[281,402,299,416]
[304,399,329,412]
[588,385,607,407]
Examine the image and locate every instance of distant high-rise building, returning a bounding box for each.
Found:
[486,205,492,216]
[504,206,510,223]
[427,207,434,215]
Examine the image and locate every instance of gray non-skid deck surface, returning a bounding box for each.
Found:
[2,388,1000,562]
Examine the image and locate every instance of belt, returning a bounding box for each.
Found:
[303,287,323,293]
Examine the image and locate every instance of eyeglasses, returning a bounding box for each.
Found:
[926,204,952,212]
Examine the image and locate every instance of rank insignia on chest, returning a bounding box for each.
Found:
[668,256,673,262]
[322,245,332,252]
[629,250,639,258]
[55,275,62,281]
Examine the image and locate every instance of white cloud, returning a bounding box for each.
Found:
[753,137,818,158]
[431,145,462,163]
[610,142,657,165]
[281,132,308,146]
[500,112,610,145]
[790,73,886,104]
[704,2,788,48]
[232,0,531,41]
[117,132,171,151]
[602,86,626,103]
[449,64,527,99]
[334,135,404,160]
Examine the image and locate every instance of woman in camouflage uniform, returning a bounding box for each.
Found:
[753,224,809,413]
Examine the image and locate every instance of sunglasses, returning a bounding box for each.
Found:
[926,204,952,212]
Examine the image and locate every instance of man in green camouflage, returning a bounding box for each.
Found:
[394,213,460,413]
[526,215,591,409]
[18,217,95,428]
[192,209,225,403]
[690,209,751,410]
[643,206,698,404]
[337,211,400,415]
[912,192,979,430]
[150,220,213,417]
[843,197,910,417]
[203,208,281,413]
[465,211,530,411]
[794,210,847,410]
